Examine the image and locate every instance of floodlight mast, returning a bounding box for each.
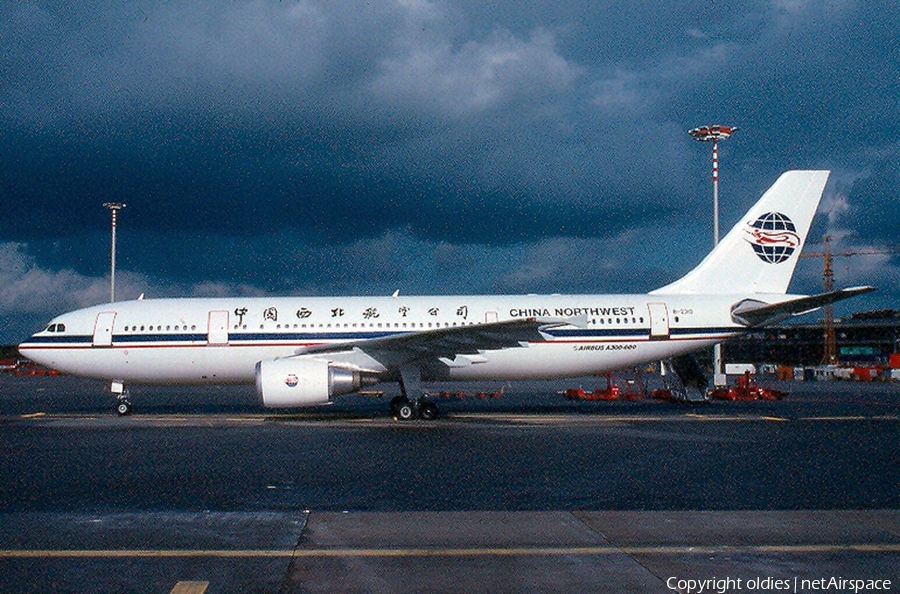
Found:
[103,202,126,303]
[687,124,738,388]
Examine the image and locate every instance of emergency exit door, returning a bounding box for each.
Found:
[647,302,670,340]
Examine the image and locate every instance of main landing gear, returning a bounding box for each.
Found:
[391,365,439,421]
[111,380,133,416]
[389,395,439,421]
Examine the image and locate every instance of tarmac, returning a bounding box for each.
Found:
[0,374,898,593]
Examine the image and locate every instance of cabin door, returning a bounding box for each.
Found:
[207,310,230,346]
[647,302,670,340]
[92,312,117,347]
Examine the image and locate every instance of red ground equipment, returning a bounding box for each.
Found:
[563,373,621,401]
[711,372,786,401]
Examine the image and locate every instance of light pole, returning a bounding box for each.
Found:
[687,124,738,388]
[103,202,126,302]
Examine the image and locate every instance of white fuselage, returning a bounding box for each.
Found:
[18,292,764,386]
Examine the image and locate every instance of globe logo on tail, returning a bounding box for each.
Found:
[744,212,800,264]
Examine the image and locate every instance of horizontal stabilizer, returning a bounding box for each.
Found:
[730,286,876,327]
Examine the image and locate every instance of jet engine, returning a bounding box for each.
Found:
[255,358,376,408]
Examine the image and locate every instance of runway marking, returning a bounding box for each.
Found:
[170,582,208,594]
[682,413,785,422]
[2,543,899,559]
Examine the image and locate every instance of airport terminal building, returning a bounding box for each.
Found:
[724,310,900,367]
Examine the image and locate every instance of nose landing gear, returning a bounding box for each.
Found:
[111,380,133,416]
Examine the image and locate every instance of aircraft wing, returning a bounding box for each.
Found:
[292,317,574,371]
[730,286,876,327]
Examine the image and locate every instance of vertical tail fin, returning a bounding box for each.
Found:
[650,170,829,295]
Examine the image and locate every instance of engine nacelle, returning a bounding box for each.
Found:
[255,358,373,408]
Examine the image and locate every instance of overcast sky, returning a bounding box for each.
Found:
[2,1,899,343]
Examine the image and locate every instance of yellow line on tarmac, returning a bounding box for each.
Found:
[2,543,899,559]
[681,414,772,422]
[170,582,208,594]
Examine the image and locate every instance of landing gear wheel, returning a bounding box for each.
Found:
[390,395,406,417]
[397,401,416,420]
[115,400,133,416]
[419,401,438,421]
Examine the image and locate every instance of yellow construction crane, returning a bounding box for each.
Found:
[800,236,900,364]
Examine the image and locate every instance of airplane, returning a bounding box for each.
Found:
[18,170,873,419]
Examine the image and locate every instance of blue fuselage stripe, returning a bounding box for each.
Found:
[20,327,740,349]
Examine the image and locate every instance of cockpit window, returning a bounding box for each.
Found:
[44,323,66,333]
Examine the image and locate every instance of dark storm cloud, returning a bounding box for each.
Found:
[1,2,682,243]
[844,160,900,247]
[2,1,900,342]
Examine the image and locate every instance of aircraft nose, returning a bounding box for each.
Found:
[18,335,49,366]
[18,340,36,359]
